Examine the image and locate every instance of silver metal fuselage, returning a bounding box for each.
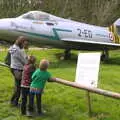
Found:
[0,11,118,50]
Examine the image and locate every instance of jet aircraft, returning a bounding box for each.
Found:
[0,11,120,60]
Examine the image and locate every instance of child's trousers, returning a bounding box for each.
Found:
[28,92,42,114]
[21,87,30,114]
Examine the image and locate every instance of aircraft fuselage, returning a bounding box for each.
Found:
[0,11,119,51]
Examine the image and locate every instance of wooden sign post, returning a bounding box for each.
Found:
[75,53,101,117]
[86,91,92,117]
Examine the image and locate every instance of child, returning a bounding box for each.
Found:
[21,56,36,115]
[28,59,56,116]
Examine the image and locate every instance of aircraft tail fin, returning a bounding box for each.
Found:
[114,18,120,26]
[108,19,120,43]
[109,18,120,32]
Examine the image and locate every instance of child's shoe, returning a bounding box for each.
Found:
[26,111,33,117]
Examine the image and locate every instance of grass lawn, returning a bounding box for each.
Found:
[0,49,120,120]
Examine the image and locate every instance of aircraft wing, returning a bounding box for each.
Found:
[62,38,120,48]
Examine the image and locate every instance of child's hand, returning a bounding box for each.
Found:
[48,77,56,82]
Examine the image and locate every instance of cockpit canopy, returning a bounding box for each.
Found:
[19,11,49,21]
[18,11,66,22]
[114,18,120,35]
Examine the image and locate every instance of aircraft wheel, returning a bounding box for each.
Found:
[101,50,109,61]
[64,49,71,60]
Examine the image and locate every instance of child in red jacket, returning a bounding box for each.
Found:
[21,56,36,115]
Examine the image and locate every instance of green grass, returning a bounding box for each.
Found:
[0,49,120,120]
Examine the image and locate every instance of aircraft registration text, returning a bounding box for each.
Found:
[77,28,92,38]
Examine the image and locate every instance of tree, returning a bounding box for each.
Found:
[0,0,120,26]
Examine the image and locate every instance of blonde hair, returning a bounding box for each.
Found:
[39,59,49,71]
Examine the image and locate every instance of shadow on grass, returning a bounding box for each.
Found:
[55,53,78,60]
[103,57,120,65]
[51,53,120,68]
[50,53,78,68]
[91,112,110,119]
